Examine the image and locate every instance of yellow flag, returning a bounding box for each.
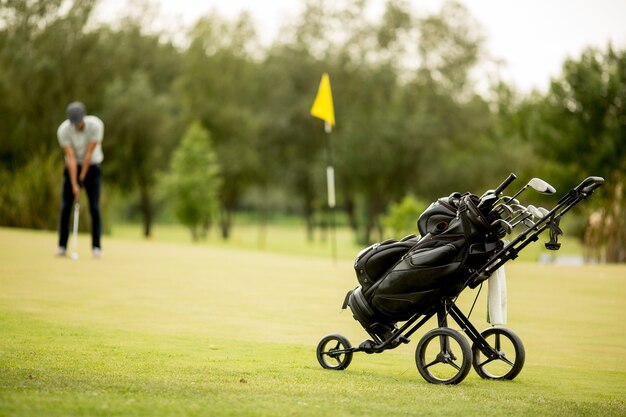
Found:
[310,73,335,127]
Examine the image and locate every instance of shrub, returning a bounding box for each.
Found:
[382,194,429,237]
[0,154,63,229]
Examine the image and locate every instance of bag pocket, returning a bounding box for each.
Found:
[408,243,457,267]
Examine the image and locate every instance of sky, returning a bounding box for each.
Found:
[95,0,626,93]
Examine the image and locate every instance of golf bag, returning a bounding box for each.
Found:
[344,192,503,339]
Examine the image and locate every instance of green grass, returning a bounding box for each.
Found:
[109,221,365,260]
[108,221,584,263]
[1,227,625,416]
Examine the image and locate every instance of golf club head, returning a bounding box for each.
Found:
[528,178,556,194]
[493,197,516,213]
[510,213,527,228]
[537,207,550,217]
[497,203,515,218]
[509,204,528,215]
[526,204,544,219]
[478,193,497,208]
[502,196,520,205]
[479,189,496,199]
[491,218,512,236]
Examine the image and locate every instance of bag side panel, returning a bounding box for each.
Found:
[354,237,417,290]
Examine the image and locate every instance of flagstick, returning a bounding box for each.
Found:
[310,72,337,263]
[325,121,337,263]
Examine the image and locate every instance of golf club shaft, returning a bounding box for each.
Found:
[72,202,79,254]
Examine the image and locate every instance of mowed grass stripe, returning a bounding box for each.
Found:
[1,227,625,416]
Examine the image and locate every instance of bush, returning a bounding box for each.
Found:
[0,154,63,229]
[382,194,429,238]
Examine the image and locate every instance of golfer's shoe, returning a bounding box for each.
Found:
[92,247,102,259]
[55,247,66,257]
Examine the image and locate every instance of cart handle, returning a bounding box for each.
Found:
[574,176,604,195]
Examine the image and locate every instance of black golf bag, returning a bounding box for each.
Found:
[344,192,504,339]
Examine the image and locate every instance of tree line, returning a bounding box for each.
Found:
[1,0,624,261]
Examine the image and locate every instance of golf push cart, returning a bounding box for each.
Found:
[316,173,604,385]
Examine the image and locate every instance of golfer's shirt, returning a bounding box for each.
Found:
[57,115,104,165]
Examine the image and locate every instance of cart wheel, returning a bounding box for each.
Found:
[472,327,525,380]
[316,334,353,370]
[415,327,472,385]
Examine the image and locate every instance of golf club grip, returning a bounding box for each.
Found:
[494,173,517,196]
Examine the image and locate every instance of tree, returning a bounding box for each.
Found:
[160,122,221,241]
[176,12,262,239]
[528,45,626,262]
[416,0,484,95]
[101,71,176,237]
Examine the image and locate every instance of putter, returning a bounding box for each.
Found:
[71,202,80,260]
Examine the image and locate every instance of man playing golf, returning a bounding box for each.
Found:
[56,101,104,258]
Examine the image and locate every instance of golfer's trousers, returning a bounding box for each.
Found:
[58,165,102,250]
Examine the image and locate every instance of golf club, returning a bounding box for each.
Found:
[511,212,533,229]
[526,204,544,219]
[509,203,528,213]
[528,178,557,194]
[496,203,515,219]
[491,196,519,217]
[71,202,79,260]
[537,207,550,217]
[491,218,513,235]
[502,196,521,205]
[477,192,497,209]
[504,203,530,224]
[509,177,557,202]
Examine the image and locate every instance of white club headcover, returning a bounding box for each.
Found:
[487,266,507,325]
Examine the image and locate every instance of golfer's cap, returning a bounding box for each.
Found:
[67,101,86,125]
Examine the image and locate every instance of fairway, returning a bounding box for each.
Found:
[1,227,625,416]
